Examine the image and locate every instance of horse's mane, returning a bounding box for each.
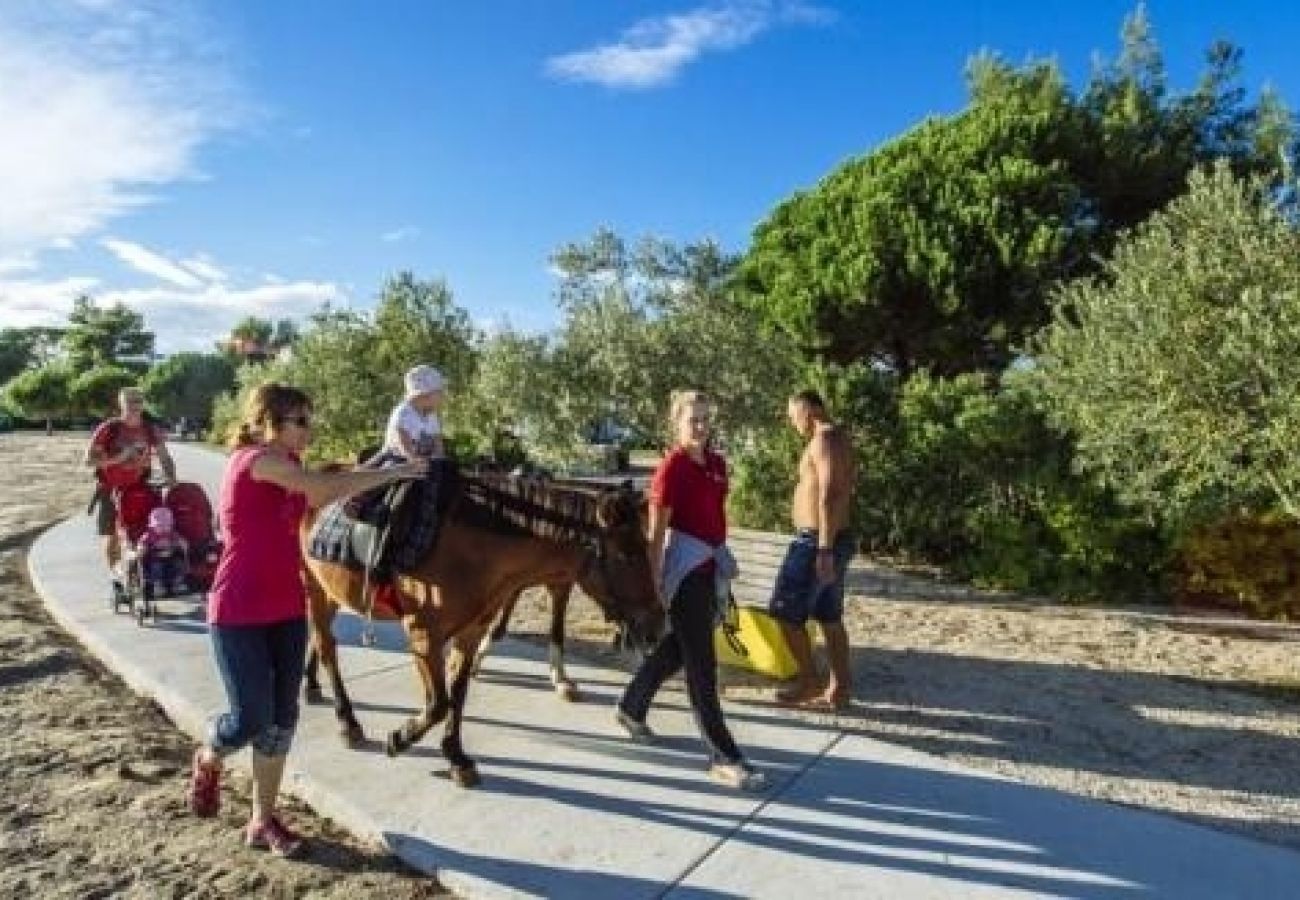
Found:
[455,473,612,544]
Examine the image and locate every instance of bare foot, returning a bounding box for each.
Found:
[809,690,851,711]
[774,682,822,706]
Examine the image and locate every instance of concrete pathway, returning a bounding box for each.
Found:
[26,443,1300,899]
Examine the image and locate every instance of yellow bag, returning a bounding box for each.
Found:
[714,606,814,680]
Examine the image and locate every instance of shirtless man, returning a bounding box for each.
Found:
[768,390,858,709]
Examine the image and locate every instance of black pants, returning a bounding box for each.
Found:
[618,569,742,765]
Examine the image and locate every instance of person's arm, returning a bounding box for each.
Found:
[250,452,427,509]
[84,427,132,471]
[154,437,177,485]
[396,425,422,459]
[646,501,670,607]
[811,433,846,582]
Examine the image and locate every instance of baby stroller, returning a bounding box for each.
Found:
[164,481,223,591]
[110,480,221,625]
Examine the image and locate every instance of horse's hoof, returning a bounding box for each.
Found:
[385,732,406,757]
[342,722,365,747]
[450,765,480,788]
[554,680,580,703]
[304,685,324,704]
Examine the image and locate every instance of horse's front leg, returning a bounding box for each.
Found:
[441,629,483,787]
[386,611,449,757]
[546,582,579,701]
[305,581,365,746]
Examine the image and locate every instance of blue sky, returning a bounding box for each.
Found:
[1,0,1297,352]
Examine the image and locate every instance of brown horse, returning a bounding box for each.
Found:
[469,476,652,701]
[300,472,662,787]
[472,579,635,702]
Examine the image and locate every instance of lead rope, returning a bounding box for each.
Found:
[359,564,377,647]
[359,514,392,649]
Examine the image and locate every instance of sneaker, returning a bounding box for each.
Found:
[245,815,305,858]
[708,761,768,792]
[187,747,222,817]
[613,708,655,743]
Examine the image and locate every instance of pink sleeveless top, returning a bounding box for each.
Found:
[207,445,308,626]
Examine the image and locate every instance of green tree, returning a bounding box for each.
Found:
[0,327,65,386]
[552,230,797,449]
[4,364,73,433]
[738,6,1294,377]
[1033,162,1300,526]
[230,316,274,347]
[62,297,154,373]
[70,366,139,418]
[369,272,478,400]
[457,329,586,464]
[142,352,236,422]
[270,318,300,350]
[212,275,479,462]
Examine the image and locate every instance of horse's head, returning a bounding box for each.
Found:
[580,484,663,651]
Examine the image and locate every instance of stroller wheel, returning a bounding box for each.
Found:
[110,580,127,613]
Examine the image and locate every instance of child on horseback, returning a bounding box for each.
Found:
[382,364,445,461]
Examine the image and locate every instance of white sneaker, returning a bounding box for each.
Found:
[613,709,655,743]
[709,761,768,792]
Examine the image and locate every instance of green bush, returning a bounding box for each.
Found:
[729,426,801,532]
[1173,513,1300,619]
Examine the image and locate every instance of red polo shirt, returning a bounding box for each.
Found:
[650,447,728,547]
[90,417,161,490]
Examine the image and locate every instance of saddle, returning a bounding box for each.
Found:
[308,459,459,584]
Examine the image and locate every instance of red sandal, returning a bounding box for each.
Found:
[187,747,222,817]
[245,815,305,858]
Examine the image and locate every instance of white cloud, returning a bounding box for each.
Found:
[545,1,833,89]
[102,237,204,288]
[104,281,344,352]
[180,254,227,283]
[0,276,102,326]
[0,271,344,352]
[0,254,40,276]
[381,227,420,243]
[0,1,240,256]
[1,235,341,352]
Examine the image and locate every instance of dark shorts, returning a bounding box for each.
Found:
[208,617,308,757]
[94,490,117,537]
[768,529,856,626]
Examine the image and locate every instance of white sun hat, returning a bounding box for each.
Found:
[404,364,445,399]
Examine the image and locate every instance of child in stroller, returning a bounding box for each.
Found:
[140,506,189,598]
[111,480,221,623]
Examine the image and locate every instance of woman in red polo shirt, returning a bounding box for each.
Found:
[614,390,767,791]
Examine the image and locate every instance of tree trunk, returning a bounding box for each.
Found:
[45,416,53,436]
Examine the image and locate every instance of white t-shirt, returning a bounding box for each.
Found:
[383,400,442,457]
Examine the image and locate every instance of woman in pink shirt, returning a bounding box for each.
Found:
[187,383,425,857]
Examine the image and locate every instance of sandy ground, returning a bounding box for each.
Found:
[0,433,448,898]
[5,434,1300,900]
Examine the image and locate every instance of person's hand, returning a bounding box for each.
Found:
[815,549,836,584]
[396,458,430,481]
